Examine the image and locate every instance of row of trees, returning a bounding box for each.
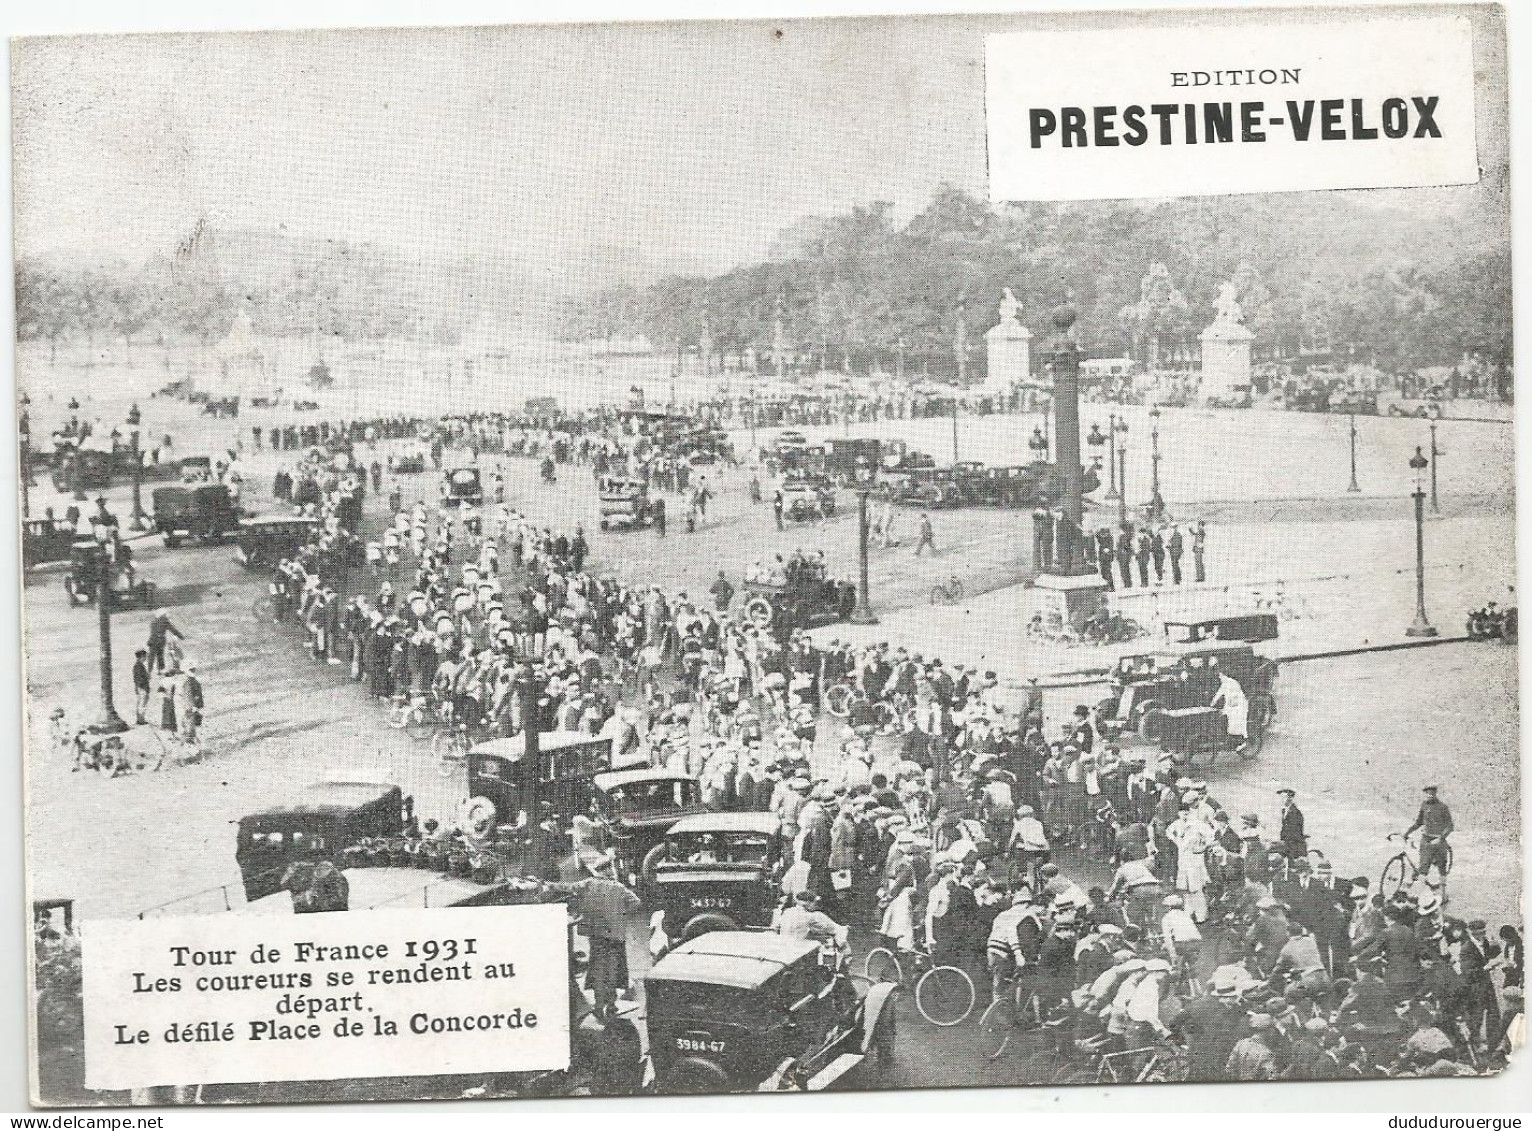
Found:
[16,231,475,363]
[557,183,1513,377]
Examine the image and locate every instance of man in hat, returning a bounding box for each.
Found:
[1246,898,1291,976]
[1402,785,1454,887]
[1170,967,1242,1080]
[777,890,847,953]
[1276,787,1307,859]
[1356,904,1424,1002]
[1455,918,1502,1049]
[1225,1012,1279,1080]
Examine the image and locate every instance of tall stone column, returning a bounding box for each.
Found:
[1031,302,1109,630]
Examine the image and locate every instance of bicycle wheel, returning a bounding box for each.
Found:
[870,702,895,733]
[404,711,434,742]
[978,995,1017,1060]
[862,947,903,986]
[251,595,275,621]
[1021,1047,1066,1084]
[1380,853,1414,901]
[915,964,975,1027]
[823,682,857,719]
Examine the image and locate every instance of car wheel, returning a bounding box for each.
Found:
[665,1057,731,1096]
[867,1009,896,1081]
[745,596,775,629]
[1137,704,1164,742]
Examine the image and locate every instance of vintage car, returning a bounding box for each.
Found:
[887,466,969,508]
[599,476,656,530]
[779,479,835,522]
[643,812,786,944]
[234,782,406,903]
[1328,390,1380,416]
[444,466,483,507]
[590,768,709,887]
[1382,386,1448,419]
[234,514,323,569]
[1094,614,1279,763]
[22,518,75,568]
[774,430,810,458]
[469,731,618,829]
[175,455,215,483]
[50,446,113,494]
[644,932,898,1093]
[62,541,156,609]
[151,483,241,547]
[742,557,856,637]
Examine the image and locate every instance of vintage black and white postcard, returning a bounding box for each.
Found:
[11,2,1521,1107]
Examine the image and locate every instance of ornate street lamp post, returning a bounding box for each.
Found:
[1406,446,1437,638]
[1104,412,1120,500]
[1115,419,1129,526]
[1428,421,1442,515]
[1347,413,1361,494]
[1086,422,1107,483]
[90,526,128,734]
[850,463,879,625]
[1028,426,1049,463]
[1146,404,1166,520]
[126,403,148,531]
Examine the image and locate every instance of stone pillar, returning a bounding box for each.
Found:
[1031,304,1109,630]
[983,288,1031,399]
[1199,281,1255,403]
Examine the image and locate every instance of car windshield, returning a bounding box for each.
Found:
[604,779,698,813]
[648,981,765,1027]
[450,470,478,485]
[668,832,771,865]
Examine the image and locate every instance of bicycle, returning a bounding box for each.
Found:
[1062,1036,1189,1084]
[1380,832,1452,902]
[861,943,976,1027]
[251,594,277,621]
[388,694,448,741]
[977,974,1050,1060]
[929,576,964,606]
[822,680,865,719]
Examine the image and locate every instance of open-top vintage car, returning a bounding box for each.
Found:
[599,476,657,531]
[742,556,856,637]
[152,482,241,547]
[779,479,835,521]
[644,932,898,1094]
[1095,614,1279,764]
[444,466,483,507]
[642,812,786,945]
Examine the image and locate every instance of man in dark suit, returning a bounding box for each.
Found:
[1355,906,1423,1002]
[1277,787,1307,859]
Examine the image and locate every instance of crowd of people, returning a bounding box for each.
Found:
[53,393,1518,1088]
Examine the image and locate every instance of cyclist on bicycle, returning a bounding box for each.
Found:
[1402,785,1454,885]
[986,887,1046,1002]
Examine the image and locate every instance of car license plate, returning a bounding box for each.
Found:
[687,896,734,910]
[676,1033,726,1055]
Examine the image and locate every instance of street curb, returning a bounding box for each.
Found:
[1278,634,1478,664]
[1027,633,1484,689]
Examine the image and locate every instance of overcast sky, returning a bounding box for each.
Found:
[11,6,1508,290]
